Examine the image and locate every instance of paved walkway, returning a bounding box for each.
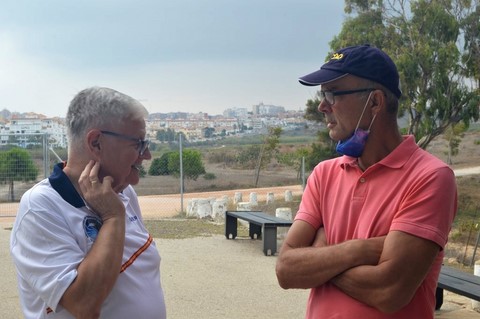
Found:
[454,166,480,177]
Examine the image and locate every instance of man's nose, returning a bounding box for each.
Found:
[318,100,331,113]
[141,148,152,160]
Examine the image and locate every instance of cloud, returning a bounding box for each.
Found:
[0,0,344,116]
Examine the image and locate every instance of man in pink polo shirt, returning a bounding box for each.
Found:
[275,45,457,319]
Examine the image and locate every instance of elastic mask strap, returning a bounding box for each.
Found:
[354,92,373,131]
[367,114,377,132]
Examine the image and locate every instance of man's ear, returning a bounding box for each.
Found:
[86,129,102,158]
[370,89,385,115]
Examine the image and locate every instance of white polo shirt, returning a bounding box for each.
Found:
[10,163,166,319]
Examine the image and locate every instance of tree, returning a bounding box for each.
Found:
[167,149,206,181]
[156,130,167,142]
[148,153,172,176]
[0,148,39,201]
[236,145,262,169]
[309,0,480,150]
[460,3,480,88]
[302,92,339,167]
[156,128,177,143]
[276,147,311,180]
[203,127,215,139]
[443,122,467,165]
[138,164,147,178]
[304,91,325,123]
[306,131,338,170]
[254,126,283,187]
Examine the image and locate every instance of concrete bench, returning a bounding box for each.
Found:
[225,210,293,256]
[436,265,480,309]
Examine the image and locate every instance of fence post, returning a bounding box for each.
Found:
[179,133,184,214]
[470,209,480,267]
[302,156,306,190]
[43,133,49,178]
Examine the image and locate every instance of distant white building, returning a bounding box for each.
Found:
[252,102,285,116]
[1,114,67,148]
[146,115,241,141]
[223,107,248,118]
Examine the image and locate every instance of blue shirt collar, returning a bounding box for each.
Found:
[48,162,85,208]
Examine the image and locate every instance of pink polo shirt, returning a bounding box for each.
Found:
[295,135,457,319]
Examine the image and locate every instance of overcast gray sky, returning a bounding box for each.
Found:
[0,0,345,117]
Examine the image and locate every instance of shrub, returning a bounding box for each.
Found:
[203,172,216,180]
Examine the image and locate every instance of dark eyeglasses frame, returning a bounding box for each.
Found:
[319,88,376,106]
[100,130,150,156]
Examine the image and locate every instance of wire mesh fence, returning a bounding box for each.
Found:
[0,133,305,218]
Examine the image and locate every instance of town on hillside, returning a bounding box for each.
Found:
[0,102,315,149]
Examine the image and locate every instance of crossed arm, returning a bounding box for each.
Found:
[275,220,440,313]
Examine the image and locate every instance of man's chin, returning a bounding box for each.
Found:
[127,170,140,186]
[329,132,340,142]
[329,130,351,143]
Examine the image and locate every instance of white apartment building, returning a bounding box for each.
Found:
[146,117,241,141]
[0,115,67,148]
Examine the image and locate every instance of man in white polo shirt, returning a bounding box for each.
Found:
[10,87,166,318]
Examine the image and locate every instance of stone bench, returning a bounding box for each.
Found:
[225,210,293,256]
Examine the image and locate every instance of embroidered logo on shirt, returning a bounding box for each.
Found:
[83,216,103,242]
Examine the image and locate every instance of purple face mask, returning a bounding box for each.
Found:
[335,92,376,158]
[336,128,370,158]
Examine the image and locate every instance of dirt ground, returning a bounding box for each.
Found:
[132,162,300,197]
[427,130,480,169]
[3,227,477,319]
[0,130,478,202]
[132,129,480,197]
[1,130,478,218]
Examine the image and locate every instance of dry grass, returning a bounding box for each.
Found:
[144,195,302,239]
[133,162,300,197]
[144,129,480,265]
[144,219,226,239]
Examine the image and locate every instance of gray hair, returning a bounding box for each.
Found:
[66,87,148,149]
[359,79,399,115]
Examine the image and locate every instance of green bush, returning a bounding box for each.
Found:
[203,172,216,180]
[148,153,172,176]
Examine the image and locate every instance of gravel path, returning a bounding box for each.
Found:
[2,169,480,318]
[2,227,480,318]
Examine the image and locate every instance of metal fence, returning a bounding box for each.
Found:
[0,133,305,218]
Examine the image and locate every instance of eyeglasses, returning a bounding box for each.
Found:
[319,88,375,106]
[100,130,150,156]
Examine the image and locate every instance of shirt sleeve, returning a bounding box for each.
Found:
[390,166,457,249]
[294,164,324,229]
[10,207,84,312]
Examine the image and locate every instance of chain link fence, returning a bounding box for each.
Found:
[1,133,305,219]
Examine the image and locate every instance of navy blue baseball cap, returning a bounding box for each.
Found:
[299,44,402,98]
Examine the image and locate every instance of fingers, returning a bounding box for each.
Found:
[76,161,124,221]
[102,176,114,188]
[89,161,101,183]
[79,160,106,192]
[79,160,95,192]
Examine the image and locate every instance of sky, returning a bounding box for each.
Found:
[0,1,346,117]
